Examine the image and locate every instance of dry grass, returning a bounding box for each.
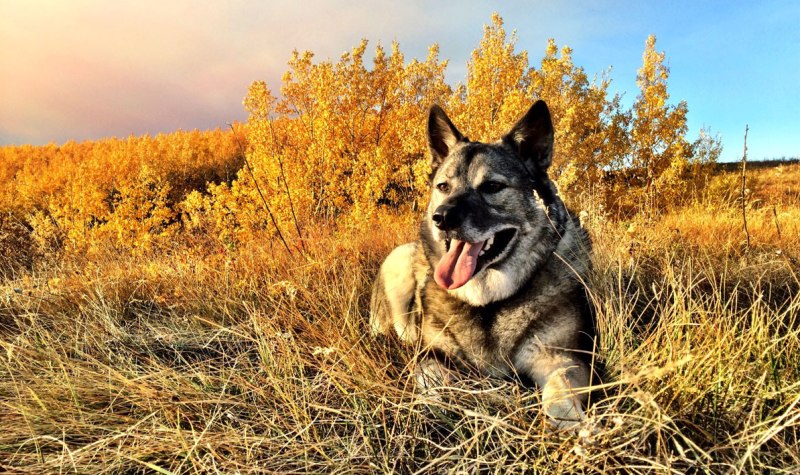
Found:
[2,197,800,473]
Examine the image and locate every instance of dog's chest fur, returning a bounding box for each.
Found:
[414,247,585,379]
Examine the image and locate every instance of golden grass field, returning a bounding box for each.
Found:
[1,162,799,473]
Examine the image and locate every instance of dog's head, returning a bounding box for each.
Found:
[421,100,561,306]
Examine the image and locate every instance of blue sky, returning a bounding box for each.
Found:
[1,0,798,161]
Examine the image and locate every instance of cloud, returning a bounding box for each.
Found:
[3,0,599,144]
[0,0,493,144]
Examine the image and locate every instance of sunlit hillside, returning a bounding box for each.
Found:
[1,15,798,474]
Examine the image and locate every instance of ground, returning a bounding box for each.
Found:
[1,164,799,473]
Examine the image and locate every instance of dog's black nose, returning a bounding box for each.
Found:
[432,203,462,230]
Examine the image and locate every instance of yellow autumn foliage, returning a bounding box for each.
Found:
[0,14,722,261]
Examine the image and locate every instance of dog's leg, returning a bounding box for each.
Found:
[516,345,590,429]
[369,242,419,343]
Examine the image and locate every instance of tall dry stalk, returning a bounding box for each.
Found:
[741,124,750,250]
[266,115,306,253]
[229,123,294,256]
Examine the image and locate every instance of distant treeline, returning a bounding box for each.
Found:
[717,157,800,172]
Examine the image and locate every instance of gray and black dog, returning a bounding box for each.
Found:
[370,100,599,428]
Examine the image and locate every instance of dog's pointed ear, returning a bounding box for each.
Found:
[428,105,464,171]
[503,100,554,175]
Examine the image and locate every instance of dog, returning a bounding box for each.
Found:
[370,100,599,428]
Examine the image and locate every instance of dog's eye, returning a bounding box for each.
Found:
[480,181,506,194]
[436,182,451,193]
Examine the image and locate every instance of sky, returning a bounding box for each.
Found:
[1,0,798,161]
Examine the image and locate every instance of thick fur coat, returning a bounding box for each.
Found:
[370,101,598,427]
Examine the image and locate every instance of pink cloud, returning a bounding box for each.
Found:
[0,0,470,144]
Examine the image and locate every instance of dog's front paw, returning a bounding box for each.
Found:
[543,394,586,430]
[542,367,587,431]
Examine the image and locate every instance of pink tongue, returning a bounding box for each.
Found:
[434,239,486,290]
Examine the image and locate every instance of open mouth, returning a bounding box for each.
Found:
[435,228,517,290]
[451,228,516,263]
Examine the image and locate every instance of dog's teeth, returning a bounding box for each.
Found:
[487,236,495,246]
[479,250,485,256]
